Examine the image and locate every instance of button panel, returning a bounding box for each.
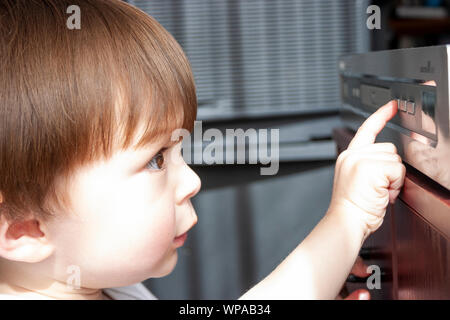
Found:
[341,75,438,143]
[396,98,415,115]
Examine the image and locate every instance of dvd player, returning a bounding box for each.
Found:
[339,45,449,190]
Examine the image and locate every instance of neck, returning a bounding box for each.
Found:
[0,260,107,300]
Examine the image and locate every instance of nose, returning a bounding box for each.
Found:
[175,162,201,205]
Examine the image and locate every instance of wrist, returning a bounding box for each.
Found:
[327,199,370,244]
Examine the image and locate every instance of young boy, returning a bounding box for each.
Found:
[0,0,405,300]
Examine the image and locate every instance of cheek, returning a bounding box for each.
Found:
[138,197,177,261]
[53,169,179,285]
[101,172,178,265]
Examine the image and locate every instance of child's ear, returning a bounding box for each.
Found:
[0,212,55,263]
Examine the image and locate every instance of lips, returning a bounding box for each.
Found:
[173,232,188,247]
[173,219,197,247]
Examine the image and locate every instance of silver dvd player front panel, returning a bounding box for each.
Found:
[339,45,450,190]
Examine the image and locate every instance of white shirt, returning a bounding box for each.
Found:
[0,282,157,300]
[103,282,157,300]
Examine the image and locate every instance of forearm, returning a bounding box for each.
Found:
[239,205,366,299]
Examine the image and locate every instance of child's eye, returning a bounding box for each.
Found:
[146,150,166,171]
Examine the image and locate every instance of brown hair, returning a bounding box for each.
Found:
[0,0,197,222]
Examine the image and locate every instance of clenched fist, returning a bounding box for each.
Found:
[329,101,406,240]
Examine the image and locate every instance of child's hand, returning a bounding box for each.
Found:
[330,101,406,239]
[240,101,405,300]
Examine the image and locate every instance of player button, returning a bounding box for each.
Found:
[399,100,407,112]
[406,101,415,114]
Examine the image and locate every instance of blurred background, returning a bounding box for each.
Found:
[123,0,450,299]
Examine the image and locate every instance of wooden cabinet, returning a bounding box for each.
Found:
[333,127,450,300]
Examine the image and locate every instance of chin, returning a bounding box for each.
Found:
[152,249,178,278]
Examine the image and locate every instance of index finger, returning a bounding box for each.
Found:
[348,100,398,150]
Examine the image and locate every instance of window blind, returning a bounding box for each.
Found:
[127,0,370,120]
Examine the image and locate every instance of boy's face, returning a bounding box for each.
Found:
[43,132,201,289]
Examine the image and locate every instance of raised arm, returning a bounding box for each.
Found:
[240,101,405,299]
